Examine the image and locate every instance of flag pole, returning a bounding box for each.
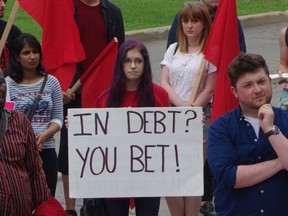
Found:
[69,79,82,94]
[0,0,19,54]
[189,55,207,103]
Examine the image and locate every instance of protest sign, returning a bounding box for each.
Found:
[68,107,203,198]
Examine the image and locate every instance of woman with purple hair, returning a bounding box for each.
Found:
[96,39,170,215]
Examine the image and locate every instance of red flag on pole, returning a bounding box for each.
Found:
[204,0,240,123]
[18,0,85,91]
[80,38,118,108]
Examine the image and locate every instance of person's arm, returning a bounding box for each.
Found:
[36,77,63,149]
[267,133,288,170]
[258,104,288,170]
[207,119,238,189]
[278,27,288,75]
[36,122,61,149]
[63,89,75,105]
[207,115,283,190]
[235,158,282,188]
[192,72,216,107]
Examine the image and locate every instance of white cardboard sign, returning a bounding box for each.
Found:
[68,107,203,198]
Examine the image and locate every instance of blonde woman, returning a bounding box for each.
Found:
[161,3,216,216]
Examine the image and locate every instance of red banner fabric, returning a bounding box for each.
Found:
[18,0,85,91]
[204,0,240,123]
[80,38,118,108]
[34,197,67,216]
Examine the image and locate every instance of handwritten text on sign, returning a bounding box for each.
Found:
[68,107,203,198]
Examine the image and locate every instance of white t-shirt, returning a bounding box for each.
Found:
[244,115,260,138]
[6,75,63,149]
[161,43,216,101]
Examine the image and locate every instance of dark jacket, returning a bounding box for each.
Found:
[73,0,124,46]
[71,0,125,88]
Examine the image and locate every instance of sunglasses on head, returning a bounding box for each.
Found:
[184,2,204,6]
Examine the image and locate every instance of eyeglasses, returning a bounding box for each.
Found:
[123,58,144,66]
[184,2,204,6]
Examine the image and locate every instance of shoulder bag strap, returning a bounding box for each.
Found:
[28,75,48,121]
[173,43,179,55]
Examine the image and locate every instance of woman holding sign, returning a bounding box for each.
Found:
[95,40,170,215]
[160,3,216,216]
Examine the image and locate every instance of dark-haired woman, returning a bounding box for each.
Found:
[5,33,63,196]
[96,39,170,216]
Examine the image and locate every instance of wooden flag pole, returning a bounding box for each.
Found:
[0,0,20,54]
[69,79,82,95]
[189,55,207,103]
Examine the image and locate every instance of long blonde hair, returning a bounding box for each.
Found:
[177,3,211,53]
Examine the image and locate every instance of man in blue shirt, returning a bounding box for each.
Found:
[167,2,246,215]
[207,53,288,215]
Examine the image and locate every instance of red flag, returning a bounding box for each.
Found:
[18,0,85,91]
[34,197,67,216]
[81,38,118,108]
[204,0,240,123]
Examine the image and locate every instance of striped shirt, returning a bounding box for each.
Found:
[0,109,50,215]
[6,75,63,149]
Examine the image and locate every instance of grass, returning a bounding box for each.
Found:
[112,0,288,31]
[3,0,288,41]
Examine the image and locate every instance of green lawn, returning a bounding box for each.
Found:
[4,0,288,41]
[112,0,288,31]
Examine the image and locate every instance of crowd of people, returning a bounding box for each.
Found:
[0,0,287,215]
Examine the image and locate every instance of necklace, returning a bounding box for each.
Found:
[182,54,193,66]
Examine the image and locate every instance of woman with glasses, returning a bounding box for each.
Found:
[96,39,170,216]
[161,3,216,216]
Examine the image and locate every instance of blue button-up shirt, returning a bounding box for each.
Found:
[207,106,288,216]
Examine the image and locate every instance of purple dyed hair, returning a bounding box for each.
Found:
[106,40,155,107]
